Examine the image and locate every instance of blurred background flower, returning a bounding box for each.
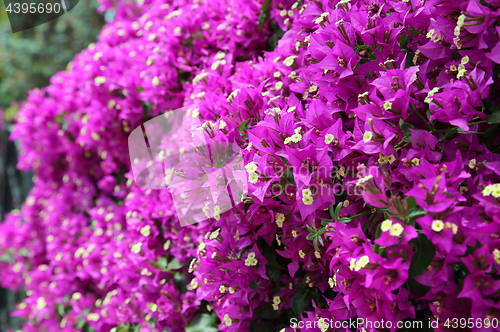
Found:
[0,3,104,331]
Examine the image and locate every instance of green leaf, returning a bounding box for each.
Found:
[329,201,336,219]
[406,208,426,220]
[439,127,458,141]
[238,120,250,135]
[250,281,265,289]
[404,52,415,69]
[373,43,383,52]
[452,262,469,294]
[166,258,183,271]
[0,253,13,263]
[367,214,377,234]
[355,58,375,68]
[487,111,500,124]
[57,303,65,316]
[409,27,420,36]
[285,167,296,185]
[484,123,500,150]
[399,119,416,142]
[143,102,153,119]
[406,196,417,211]
[258,0,273,30]
[267,26,285,52]
[334,202,342,220]
[157,257,168,269]
[75,318,86,329]
[261,241,281,283]
[291,289,308,316]
[173,272,187,294]
[408,234,436,278]
[19,248,29,257]
[457,129,480,134]
[321,218,331,226]
[306,233,315,240]
[338,217,351,223]
[399,33,409,49]
[373,224,384,255]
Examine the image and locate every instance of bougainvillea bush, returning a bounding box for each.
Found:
[2,0,500,330]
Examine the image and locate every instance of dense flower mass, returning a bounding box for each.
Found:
[1,0,500,331]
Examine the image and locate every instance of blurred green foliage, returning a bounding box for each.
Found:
[0,0,105,117]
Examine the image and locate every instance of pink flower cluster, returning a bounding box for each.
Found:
[1,0,500,331]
